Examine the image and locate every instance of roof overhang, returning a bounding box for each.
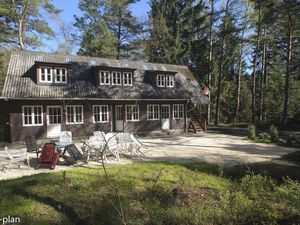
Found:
[0,97,189,101]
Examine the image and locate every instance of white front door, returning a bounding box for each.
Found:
[115,105,123,132]
[161,105,170,130]
[47,106,62,138]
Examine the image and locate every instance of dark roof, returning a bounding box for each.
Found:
[1,51,209,105]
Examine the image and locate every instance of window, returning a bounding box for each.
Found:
[147,105,160,120]
[55,68,67,83]
[99,71,110,85]
[123,72,133,86]
[126,105,139,121]
[166,75,174,87]
[39,67,52,83]
[66,105,83,124]
[111,71,122,85]
[157,74,165,87]
[93,105,109,123]
[173,104,184,119]
[22,106,43,126]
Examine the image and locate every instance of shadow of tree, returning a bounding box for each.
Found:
[10,180,88,225]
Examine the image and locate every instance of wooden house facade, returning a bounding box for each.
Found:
[1,51,208,142]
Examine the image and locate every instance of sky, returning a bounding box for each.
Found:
[41,0,150,52]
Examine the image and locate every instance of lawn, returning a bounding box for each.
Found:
[0,159,299,225]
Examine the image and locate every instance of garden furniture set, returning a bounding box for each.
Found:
[3,131,144,170]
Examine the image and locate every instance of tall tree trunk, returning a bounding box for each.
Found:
[215,0,230,126]
[282,9,292,125]
[263,41,268,122]
[117,8,122,59]
[251,5,261,125]
[13,0,29,50]
[207,0,214,124]
[234,27,245,124]
[259,29,267,122]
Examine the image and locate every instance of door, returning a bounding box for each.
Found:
[47,106,62,138]
[115,105,124,132]
[161,105,170,130]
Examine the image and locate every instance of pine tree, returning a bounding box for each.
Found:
[0,0,61,49]
[147,0,206,65]
[74,0,118,58]
[104,0,143,59]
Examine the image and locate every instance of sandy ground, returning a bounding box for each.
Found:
[0,132,298,181]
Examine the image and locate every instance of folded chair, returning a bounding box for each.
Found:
[25,136,42,159]
[62,144,87,166]
[37,143,60,170]
[4,146,30,169]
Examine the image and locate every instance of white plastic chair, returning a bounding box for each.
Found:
[129,134,145,158]
[60,131,72,144]
[105,133,121,161]
[4,146,30,169]
[86,135,105,162]
[93,131,106,142]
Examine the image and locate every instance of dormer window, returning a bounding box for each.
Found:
[166,75,174,87]
[40,67,52,83]
[111,71,122,85]
[157,74,174,87]
[38,66,68,84]
[157,74,165,87]
[123,72,132,86]
[99,71,110,85]
[55,68,67,83]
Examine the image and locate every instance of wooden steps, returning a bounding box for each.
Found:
[187,104,208,133]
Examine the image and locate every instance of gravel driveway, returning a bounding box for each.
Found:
[0,131,298,180]
[140,132,298,164]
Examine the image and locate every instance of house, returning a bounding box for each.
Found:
[1,51,208,142]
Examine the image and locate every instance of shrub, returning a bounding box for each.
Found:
[258,132,271,140]
[218,174,300,225]
[287,135,297,146]
[270,125,279,143]
[247,124,256,140]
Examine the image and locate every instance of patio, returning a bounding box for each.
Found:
[0,131,298,180]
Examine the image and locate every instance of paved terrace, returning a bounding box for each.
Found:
[0,130,298,180]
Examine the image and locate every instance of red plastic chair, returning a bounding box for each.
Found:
[37,143,60,170]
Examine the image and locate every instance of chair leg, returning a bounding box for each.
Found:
[27,157,30,169]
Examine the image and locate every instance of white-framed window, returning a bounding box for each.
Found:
[111,71,122,85]
[166,75,174,87]
[93,105,109,123]
[39,67,52,83]
[125,105,139,121]
[99,71,110,85]
[66,105,83,124]
[173,104,184,119]
[123,72,133,86]
[54,68,67,83]
[147,105,160,120]
[157,74,165,87]
[22,105,43,126]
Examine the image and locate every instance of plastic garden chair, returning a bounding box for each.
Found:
[4,146,30,169]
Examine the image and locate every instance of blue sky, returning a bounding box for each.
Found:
[41,0,150,52]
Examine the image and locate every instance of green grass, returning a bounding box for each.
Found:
[0,162,299,225]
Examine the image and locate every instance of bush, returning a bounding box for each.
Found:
[270,125,279,143]
[218,174,300,225]
[247,124,256,140]
[258,132,271,140]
